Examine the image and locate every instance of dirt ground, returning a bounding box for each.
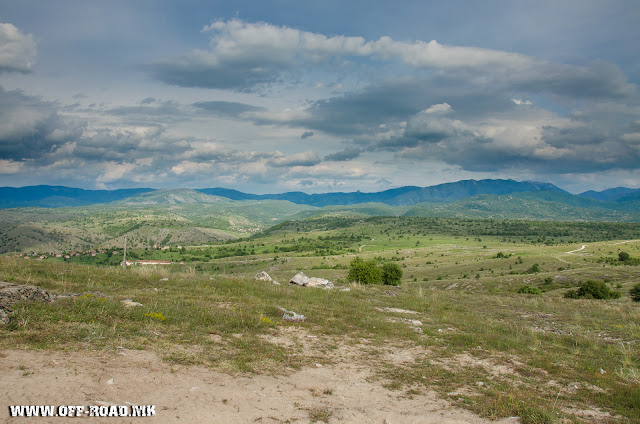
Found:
[1,348,522,423]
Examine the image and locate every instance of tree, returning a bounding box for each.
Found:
[347,257,382,285]
[619,251,631,262]
[526,263,541,273]
[630,283,640,302]
[381,263,403,286]
[564,280,621,299]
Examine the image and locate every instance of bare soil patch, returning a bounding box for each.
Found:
[1,348,520,423]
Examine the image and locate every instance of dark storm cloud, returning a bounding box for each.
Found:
[0,87,84,161]
[511,60,636,101]
[284,75,516,138]
[144,57,286,91]
[323,147,361,162]
[300,131,314,139]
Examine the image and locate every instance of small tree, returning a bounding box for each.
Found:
[564,280,621,299]
[381,262,403,286]
[526,263,541,273]
[619,251,631,262]
[630,283,640,302]
[348,257,382,285]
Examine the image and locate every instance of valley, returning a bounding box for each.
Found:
[1,212,639,423]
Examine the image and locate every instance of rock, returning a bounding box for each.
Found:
[255,271,272,281]
[289,272,309,286]
[376,307,418,314]
[307,277,333,288]
[0,282,54,325]
[121,299,143,307]
[0,282,53,306]
[289,272,333,289]
[0,305,12,325]
[255,271,280,285]
[277,306,306,322]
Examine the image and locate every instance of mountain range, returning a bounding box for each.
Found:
[3,179,639,209]
[2,179,640,253]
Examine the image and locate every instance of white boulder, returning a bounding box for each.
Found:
[255,271,280,285]
[289,272,333,289]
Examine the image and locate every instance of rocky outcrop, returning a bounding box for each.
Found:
[0,282,54,324]
[0,282,109,324]
[289,272,334,289]
[0,282,53,305]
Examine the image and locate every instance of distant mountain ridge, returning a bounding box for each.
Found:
[196,185,422,206]
[0,185,155,208]
[115,189,227,205]
[579,187,640,202]
[1,179,638,209]
[197,179,566,206]
[383,179,565,205]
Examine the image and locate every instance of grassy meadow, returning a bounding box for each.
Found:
[1,216,639,423]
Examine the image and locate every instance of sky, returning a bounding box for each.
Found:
[1,0,639,194]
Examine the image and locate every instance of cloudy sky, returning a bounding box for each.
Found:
[1,0,639,194]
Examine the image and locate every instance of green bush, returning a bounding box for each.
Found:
[381,262,403,286]
[517,285,541,295]
[347,257,382,285]
[618,251,631,262]
[525,263,541,273]
[564,280,621,300]
[630,283,640,302]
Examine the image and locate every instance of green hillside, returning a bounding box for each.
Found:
[0,197,315,253]
[402,191,640,222]
[3,188,640,254]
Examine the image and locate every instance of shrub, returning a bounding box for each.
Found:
[564,280,621,299]
[525,263,541,273]
[618,251,631,262]
[381,262,403,286]
[347,257,382,285]
[517,285,541,295]
[630,283,640,302]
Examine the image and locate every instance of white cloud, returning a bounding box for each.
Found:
[0,23,37,73]
[512,98,533,105]
[622,132,640,142]
[0,159,24,174]
[171,160,214,175]
[423,103,453,115]
[96,162,137,183]
[267,151,320,167]
[148,19,546,91]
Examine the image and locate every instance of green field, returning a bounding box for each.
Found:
[1,216,639,423]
